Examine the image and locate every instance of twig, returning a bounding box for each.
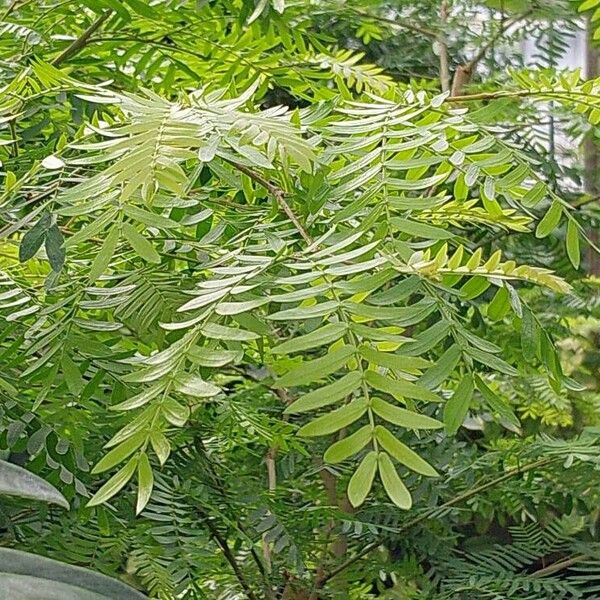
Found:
[316,457,556,588]
[348,8,437,38]
[532,555,587,578]
[51,10,112,67]
[202,510,259,600]
[224,159,313,244]
[450,10,533,96]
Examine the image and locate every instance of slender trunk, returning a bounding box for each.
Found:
[585,21,600,275]
[438,1,450,93]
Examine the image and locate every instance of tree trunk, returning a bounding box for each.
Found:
[585,21,600,275]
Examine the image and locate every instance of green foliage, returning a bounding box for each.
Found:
[0,0,597,598]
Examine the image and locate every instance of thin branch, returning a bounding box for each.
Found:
[51,10,112,67]
[224,159,313,245]
[202,510,259,600]
[348,8,437,39]
[447,89,531,102]
[450,10,533,96]
[532,555,587,578]
[316,457,556,588]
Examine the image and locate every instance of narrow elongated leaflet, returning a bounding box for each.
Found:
[487,286,510,321]
[122,222,160,263]
[187,347,241,367]
[375,426,438,476]
[348,450,378,508]
[535,200,562,238]
[45,223,66,271]
[136,452,153,514]
[89,226,119,281]
[19,212,51,262]
[365,370,440,402]
[359,345,430,374]
[419,344,461,389]
[175,375,221,398]
[475,375,520,428]
[272,322,347,354]
[378,452,412,510]
[468,346,517,375]
[443,374,474,434]
[521,307,538,362]
[200,323,259,341]
[371,397,443,429]
[391,217,454,239]
[275,345,355,388]
[87,456,138,506]
[268,300,338,321]
[324,425,372,463]
[285,371,362,413]
[297,398,367,437]
[566,219,580,268]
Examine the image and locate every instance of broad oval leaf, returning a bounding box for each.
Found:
[0,548,146,599]
[0,460,68,509]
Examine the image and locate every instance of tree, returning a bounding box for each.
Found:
[0,1,599,598]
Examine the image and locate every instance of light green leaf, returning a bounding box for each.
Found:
[187,347,242,367]
[347,450,377,508]
[150,432,170,465]
[323,425,372,463]
[566,219,580,269]
[275,345,355,388]
[365,370,441,402]
[268,300,338,321]
[216,298,268,315]
[136,453,153,515]
[89,227,119,282]
[92,433,144,474]
[443,374,474,434]
[200,323,260,341]
[535,200,562,238]
[375,426,438,476]
[359,345,430,374]
[391,218,454,239]
[87,456,138,507]
[285,371,362,414]
[175,375,221,398]
[487,286,510,321]
[297,398,367,437]
[122,223,161,263]
[378,452,412,510]
[418,344,460,389]
[371,397,443,429]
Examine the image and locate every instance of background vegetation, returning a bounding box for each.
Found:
[0,0,599,598]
